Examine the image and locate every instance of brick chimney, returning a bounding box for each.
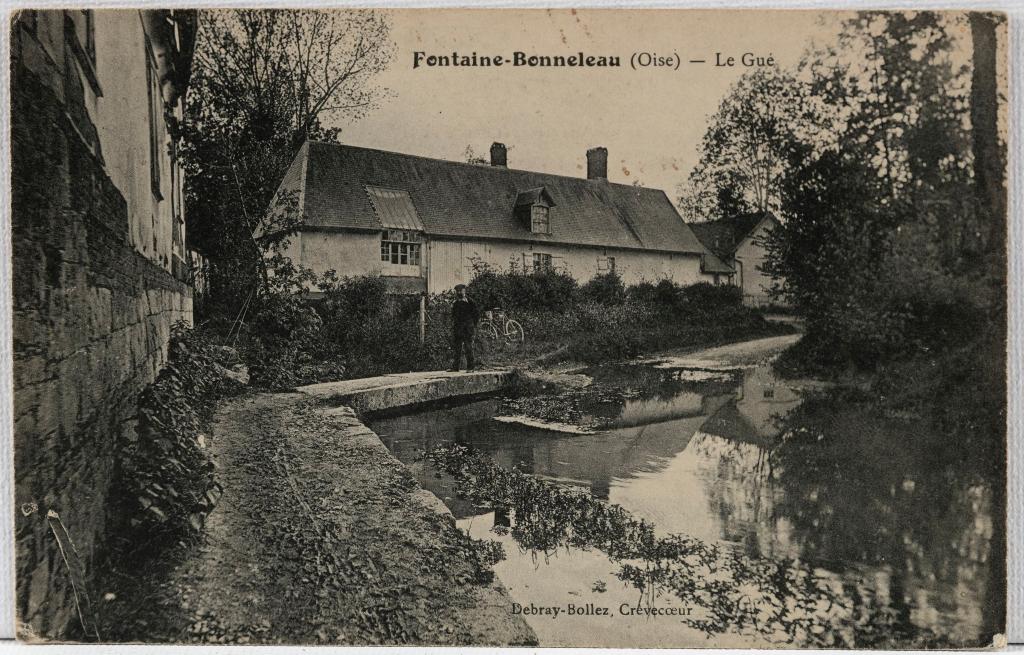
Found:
[490,142,507,167]
[587,147,608,180]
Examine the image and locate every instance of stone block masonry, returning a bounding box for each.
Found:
[298,370,517,414]
[11,41,191,638]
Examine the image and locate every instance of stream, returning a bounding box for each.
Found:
[368,341,1001,648]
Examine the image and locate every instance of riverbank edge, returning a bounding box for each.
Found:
[155,331,795,646]
[93,387,538,645]
[300,400,539,645]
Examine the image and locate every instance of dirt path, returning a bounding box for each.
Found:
[644,334,802,369]
[103,392,535,646]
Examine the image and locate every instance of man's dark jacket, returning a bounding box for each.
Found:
[452,298,479,336]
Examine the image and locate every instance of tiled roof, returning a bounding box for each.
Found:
[689,221,736,260]
[514,187,554,208]
[700,251,735,274]
[689,211,777,260]
[280,141,710,255]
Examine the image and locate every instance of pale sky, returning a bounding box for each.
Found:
[335,9,839,197]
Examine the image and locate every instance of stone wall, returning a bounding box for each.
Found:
[11,25,192,639]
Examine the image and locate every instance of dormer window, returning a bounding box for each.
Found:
[364,186,426,274]
[514,186,556,235]
[531,205,550,234]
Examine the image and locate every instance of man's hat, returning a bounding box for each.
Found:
[454,284,467,291]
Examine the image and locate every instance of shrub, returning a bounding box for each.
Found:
[117,324,236,544]
[626,280,658,304]
[681,281,742,308]
[528,269,579,309]
[228,257,783,385]
[316,272,390,343]
[566,302,652,363]
[244,290,324,389]
[466,260,578,311]
[653,279,683,306]
[580,271,626,305]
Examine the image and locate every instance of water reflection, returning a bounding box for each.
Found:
[369,357,1002,647]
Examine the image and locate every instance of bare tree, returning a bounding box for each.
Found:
[681,69,814,219]
[182,9,394,312]
[192,10,393,148]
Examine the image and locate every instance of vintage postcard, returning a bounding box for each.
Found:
[8,7,1010,648]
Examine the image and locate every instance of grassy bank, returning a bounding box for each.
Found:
[774,303,1004,451]
[95,395,537,645]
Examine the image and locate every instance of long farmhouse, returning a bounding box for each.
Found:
[273,141,733,294]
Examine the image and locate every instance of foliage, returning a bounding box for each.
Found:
[677,68,820,220]
[223,253,782,389]
[966,12,1007,278]
[718,13,1007,375]
[117,323,239,543]
[236,256,328,389]
[465,258,579,312]
[183,9,394,318]
[313,273,448,379]
[681,281,743,309]
[462,144,489,165]
[566,302,649,362]
[579,271,626,305]
[424,444,848,646]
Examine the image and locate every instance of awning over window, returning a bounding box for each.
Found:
[514,186,556,208]
[365,186,425,231]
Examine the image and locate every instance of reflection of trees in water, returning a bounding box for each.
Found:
[686,431,779,558]
[375,366,1002,646]
[426,444,850,647]
[767,393,1001,647]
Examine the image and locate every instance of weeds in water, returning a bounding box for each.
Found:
[424,443,849,646]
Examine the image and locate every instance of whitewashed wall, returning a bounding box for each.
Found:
[286,230,710,291]
[426,239,707,291]
[733,219,779,306]
[87,11,184,273]
[284,230,708,290]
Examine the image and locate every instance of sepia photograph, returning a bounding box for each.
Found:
[7,7,1011,648]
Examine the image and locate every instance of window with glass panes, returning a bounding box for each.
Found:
[380,230,422,266]
[533,252,553,272]
[145,36,162,198]
[531,205,550,234]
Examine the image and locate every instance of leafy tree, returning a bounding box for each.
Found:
[966,13,1007,640]
[181,9,394,315]
[679,69,815,218]
[801,12,976,271]
[757,12,1007,371]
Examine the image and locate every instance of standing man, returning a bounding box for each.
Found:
[449,284,479,371]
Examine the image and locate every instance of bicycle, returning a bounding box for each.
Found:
[478,308,525,343]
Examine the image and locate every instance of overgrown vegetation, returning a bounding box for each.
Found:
[208,257,787,390]
[465,265,777,365]
[114,323,242,548]
[183,9,394,317]
[676,13,1006,495]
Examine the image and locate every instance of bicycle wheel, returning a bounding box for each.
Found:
[504,319,524,343]
[479,321,499,341]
